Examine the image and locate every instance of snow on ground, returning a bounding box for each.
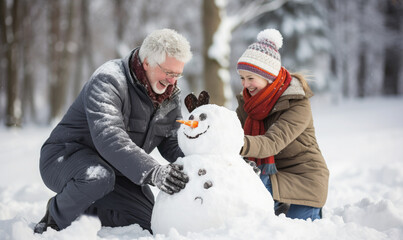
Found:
[0,96,403,240]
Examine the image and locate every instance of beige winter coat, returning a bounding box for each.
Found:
[236,78,329,208]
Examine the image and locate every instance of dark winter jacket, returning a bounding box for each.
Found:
[42,48,184,185]
[236,77,329,208]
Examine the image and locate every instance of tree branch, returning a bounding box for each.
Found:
[231,0,291,31]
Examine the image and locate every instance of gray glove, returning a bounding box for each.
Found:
[150,164,189,195]
[244,158,261,175]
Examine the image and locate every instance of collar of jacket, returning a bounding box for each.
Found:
[270,77,311,114]
[238,77,310,115]
[122,48,139,87]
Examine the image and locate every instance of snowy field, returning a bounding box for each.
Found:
[0,96,402,240]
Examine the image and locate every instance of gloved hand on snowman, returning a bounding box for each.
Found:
[149,164,189,195]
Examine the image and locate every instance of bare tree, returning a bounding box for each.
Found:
[326,0,362,99]
[73,0,94,97]
[358,0,386,97]
[47,0,76,121]
[0,0,22,127]
[327,0,393,98]
[202,0,289,106]
[202,0,223,105]
[0,0,8,123]
[21,0,42,123]
[383,0,403,95]
[114,0,130,58]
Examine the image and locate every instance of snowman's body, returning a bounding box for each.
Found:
[151,104,273,235]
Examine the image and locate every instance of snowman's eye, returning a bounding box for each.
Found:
[189,114,194,120]
[199,113,207,121]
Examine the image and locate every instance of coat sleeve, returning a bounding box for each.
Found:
[158,132,184,163]
[241,98,312,159]
[157,100,184,162]
[83,69,159,185]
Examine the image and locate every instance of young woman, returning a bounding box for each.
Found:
[236,29,329,220]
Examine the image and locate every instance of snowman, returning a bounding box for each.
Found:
[151,91,273,235]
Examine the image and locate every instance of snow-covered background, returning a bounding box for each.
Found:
[1,96,403,240]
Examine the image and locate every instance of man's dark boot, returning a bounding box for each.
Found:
[33,198,60,234]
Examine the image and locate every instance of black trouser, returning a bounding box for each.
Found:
[40,144,154,231]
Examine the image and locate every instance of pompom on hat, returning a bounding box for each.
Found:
[237,29,283,83]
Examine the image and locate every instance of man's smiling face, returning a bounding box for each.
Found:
[143,55,184,94]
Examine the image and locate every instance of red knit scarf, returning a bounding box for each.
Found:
[131,50,175,108]
[243,67,292,173]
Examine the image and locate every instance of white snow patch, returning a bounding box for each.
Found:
[0,96,403,239]
[57,156,64,163]
[86,165,108,180]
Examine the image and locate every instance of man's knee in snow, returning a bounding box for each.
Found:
[83,164,116,196]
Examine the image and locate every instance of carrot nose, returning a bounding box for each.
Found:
[176,120,199,128]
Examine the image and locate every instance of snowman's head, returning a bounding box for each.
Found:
[178,104,244,156]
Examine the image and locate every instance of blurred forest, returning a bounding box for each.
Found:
[0,0,402,127]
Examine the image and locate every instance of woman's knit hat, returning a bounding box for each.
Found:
[237,29,283,83]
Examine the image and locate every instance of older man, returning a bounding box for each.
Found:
[34,29,192,234]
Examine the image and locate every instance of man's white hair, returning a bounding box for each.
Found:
[139,28,192,66]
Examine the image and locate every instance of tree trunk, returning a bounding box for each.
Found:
[0,0,22,127]
[21,0,37,123]
[202,0,225,105]
[114,0,128,58]
[74,0,94,97]
[383,0,402,95]
[47,0,75,121]
[47,0,61,121]
[201,0,290,106]
[0,0,7,123]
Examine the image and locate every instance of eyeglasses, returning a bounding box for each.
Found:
[157,64,183,79]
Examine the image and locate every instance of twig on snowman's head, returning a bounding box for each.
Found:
[184,91,210,113]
